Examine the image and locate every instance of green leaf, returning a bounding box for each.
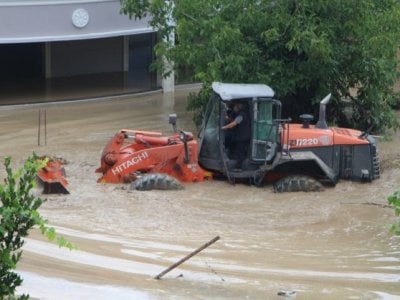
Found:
[46,227,56,241]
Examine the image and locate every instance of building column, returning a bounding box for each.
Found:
[123,36,129,72]
[44,42,52,99]
[123,36,129,89]
[162,3,175,93]
[45,42,51,78]
[161,31,175,93]
[162,60,175,93]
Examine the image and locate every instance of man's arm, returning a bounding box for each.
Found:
[222,120,237,130]
[222,115,243,130]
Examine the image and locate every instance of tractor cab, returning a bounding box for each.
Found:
[198,82,283,182]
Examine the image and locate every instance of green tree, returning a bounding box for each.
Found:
[388,191,400,235]
[121,0,400,130]
[0,155,73,299]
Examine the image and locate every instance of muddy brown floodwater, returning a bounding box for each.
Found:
[1,86,400,300]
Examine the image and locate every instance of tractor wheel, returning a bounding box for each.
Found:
[130,173,184,191]
[273,175,324,193]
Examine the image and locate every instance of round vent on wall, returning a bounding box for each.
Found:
[72,8,89,28]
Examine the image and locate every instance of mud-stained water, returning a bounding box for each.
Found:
[1,87,400,299]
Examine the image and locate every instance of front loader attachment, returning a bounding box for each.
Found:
[37,158,69,194]
[96,130,208,184]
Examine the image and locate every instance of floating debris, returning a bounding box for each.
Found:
[277,290,297,297]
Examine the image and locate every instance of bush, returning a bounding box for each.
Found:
[0,155,73,299]
[388,191,400,235]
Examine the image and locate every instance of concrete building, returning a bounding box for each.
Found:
[0,0,168,105]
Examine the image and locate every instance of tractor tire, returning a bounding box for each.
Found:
[130,173,184,191]
[273,175,324,193]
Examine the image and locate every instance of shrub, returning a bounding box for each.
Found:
[0,155,73,299]
[388,191,400,235]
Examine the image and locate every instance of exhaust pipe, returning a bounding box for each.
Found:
[316,93,331,129]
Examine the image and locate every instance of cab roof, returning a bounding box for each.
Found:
[212,82,275,101]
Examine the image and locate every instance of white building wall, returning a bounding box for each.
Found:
[0,0,154,43]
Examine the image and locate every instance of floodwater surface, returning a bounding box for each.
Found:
[0,86,399,299]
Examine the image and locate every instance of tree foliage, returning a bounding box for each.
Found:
[0,155,73,299]
[121,0,400,131]
[388,191,400,235]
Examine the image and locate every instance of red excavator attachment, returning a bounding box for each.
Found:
[96,129,207,184]
[37,158,69,194]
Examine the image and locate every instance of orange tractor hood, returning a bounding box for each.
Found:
[283,124,369,150]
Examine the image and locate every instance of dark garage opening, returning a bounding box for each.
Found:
[0,43,44,80]
[0,43,46,103]
[0,33,159,105]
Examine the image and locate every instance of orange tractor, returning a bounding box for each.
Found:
[96,82,380,191]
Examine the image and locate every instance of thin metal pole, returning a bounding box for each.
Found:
[44,109,47,146]
[154,236,220,280]
[38,109,41,146]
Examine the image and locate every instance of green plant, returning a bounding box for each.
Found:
[388,191,400,235]
[121,0,400,132]
[0,155,73,299]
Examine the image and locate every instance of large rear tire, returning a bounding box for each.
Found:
[273,175,324,193]
[130,173,184,191]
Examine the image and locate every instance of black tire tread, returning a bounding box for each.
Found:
[273,175,324,193]
[131,173,184,191]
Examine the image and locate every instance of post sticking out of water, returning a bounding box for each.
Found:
[38,109,47,146]
[45,109,47,145]
[38,110,40,146]
[154,236,220,280]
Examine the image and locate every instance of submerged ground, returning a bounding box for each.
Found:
[0,86,399,299]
